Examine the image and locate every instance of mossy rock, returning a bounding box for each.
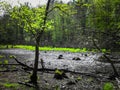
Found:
[54,69,68,79]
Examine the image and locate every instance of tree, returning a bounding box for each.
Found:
[88,0,120,50]
[0,1,16,46]
[10,0,52,84]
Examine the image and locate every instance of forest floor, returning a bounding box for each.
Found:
[0,49,120,90]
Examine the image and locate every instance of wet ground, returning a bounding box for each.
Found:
[0,48,120,74]
[0,49,120,90]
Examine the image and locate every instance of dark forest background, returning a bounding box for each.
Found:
[0,0,120,51]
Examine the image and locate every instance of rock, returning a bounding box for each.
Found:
[44,51,47,53]
[72,57,81,60]
[84,54,88,57]
[66,81,76,85]
[58,55,63,59]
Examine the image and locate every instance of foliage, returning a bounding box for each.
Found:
[0,82,35,90]
[0,55,4,58]
[54,85,60,90]
[14,45,89,52]
[77,76,82,81]
[89,0,120,50]
[103,82,114,90]
[4,60,8,64]
[3,83,19,88]
[0,0,120,50]
[55,69,63,75]
[10,3,53,38]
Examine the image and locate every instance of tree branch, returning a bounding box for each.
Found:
[92,38,119,77]
[12,56,33,70]
[48,6,69,16]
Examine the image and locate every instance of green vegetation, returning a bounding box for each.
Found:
[0,82,35,90]
[0,55,5,58]
[3,83,19,88]
[0,0,119,51]
[0,45,109,53]
[103,82,114,90]
[4,60,8,64]
[55,69,63,75]
[77,76,82,81]
[14,45,89,52]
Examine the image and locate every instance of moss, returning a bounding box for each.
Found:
[103,82,114,90]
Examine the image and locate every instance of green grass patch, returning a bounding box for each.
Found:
[0,45,13,49]
[14,45,89,52]
[0,45,109,53]
[3,83,19,88]
[0,82,35,90]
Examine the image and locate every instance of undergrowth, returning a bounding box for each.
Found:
[0,45,109,53]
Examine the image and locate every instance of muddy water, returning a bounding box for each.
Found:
[0,49,119,74]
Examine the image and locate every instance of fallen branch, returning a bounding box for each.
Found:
[12,56,33,70]
[11,56,108,80]
[0,69,18,72]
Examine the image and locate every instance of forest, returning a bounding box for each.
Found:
[0,0,120,90]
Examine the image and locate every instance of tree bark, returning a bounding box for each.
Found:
[30,38,39,84]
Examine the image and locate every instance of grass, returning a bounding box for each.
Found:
[14,45,88,53]
[0,45,109,53]
[0,82,35,90]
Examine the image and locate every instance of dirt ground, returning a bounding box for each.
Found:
[0,49,120,90]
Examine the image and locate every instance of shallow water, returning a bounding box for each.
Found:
[0,49,119,74]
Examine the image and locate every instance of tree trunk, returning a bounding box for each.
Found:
[30,38,39,84]
[30,0,51,84]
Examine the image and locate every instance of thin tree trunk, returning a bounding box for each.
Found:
[30,38,39,84]
[30,0,51,84]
